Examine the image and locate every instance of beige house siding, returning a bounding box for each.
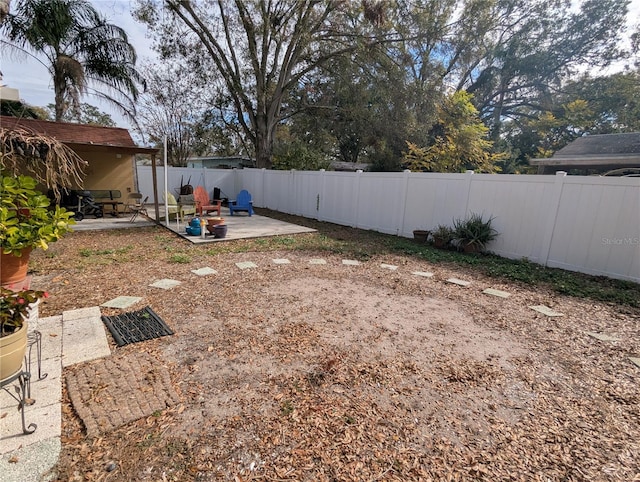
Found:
[76,149,136,195]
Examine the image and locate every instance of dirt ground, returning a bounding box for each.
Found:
[28,223,639,481]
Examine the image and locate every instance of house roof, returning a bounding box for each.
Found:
[330,161,371,172]
[0,115,158,154]
[529,132,640,173]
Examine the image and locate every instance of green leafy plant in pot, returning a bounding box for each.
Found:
[1,173,75,285]
[452,212,498,253]
[0,287,48,379]
[431,224,454,248]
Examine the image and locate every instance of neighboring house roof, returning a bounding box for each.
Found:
[330,161,371,171]
[0,115,158,154]
[187,155,255,169]
[529,132,640,173]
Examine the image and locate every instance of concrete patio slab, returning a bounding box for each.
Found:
[1,317,63,456]
[62,306,102,321]
[161,209,316,244]
[62,312,110,368]
[0,437,60,481]
[38,316,63,362]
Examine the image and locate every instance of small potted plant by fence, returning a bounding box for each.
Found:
[412,229,430,243]
[0,287,48,379]
[431,225,454,249]
[452,212,498,253]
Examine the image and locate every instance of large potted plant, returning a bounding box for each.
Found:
[452,212,498,253]
[0,287,47,379]
[1,173,75,285]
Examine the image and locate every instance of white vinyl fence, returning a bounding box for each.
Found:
[136,166,640,283]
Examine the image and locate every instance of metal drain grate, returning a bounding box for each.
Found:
[101,306,173,346]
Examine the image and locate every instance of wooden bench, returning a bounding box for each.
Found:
[90,190,124,217]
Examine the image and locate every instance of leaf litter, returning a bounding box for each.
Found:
[26,227,639,481]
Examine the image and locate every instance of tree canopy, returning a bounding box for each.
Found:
[133,0,635,172]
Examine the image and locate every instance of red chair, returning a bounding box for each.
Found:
[193,186,221,216]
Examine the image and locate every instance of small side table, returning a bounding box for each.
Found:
[0,370,37,435]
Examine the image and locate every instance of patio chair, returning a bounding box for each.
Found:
[229,189,254,216]
[128,196,149,222]
[124,192,144,215]
[163,192,196,221]
[193,186,221,216]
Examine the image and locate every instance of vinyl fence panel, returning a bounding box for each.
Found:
[136,166,640,282]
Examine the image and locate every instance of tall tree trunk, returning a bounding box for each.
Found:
[255,123,273,169]
[53,69,66,122]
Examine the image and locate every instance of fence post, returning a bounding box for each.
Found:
[398,169,411,236]
[353,170,363,228]
[290,169,296,215]
[463,170,475,215]
[232,168,240,202]
[317,169,325,221]
[539,171,567,266]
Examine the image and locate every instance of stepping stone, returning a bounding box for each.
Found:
[149,279,182,290]
[447,278,471,287]
[342,259,361,266]
[309,258,327,265]
[236,261,258,270]
[191,267,218,276]
[380,263,398,271]
[630,357,640,368]
[273,258,291,264]
[529,305,564,317]
[412,271,434,278]
[62,310,110,368]
[585,332,620,342]
[483,288,511,298]
[101,296,143,309]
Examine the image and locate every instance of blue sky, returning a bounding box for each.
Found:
[1,0,639,133]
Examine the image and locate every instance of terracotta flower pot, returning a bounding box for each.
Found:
[433,237,447,248]
[463,242,481,254]
[206,217,225,234]
[0,248,33,287]
[0,322,28,380]
[413,230,430,243]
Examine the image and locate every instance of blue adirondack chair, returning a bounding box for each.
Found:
[228,189,254,216]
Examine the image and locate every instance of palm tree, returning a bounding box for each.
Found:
[1,0,144,121]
